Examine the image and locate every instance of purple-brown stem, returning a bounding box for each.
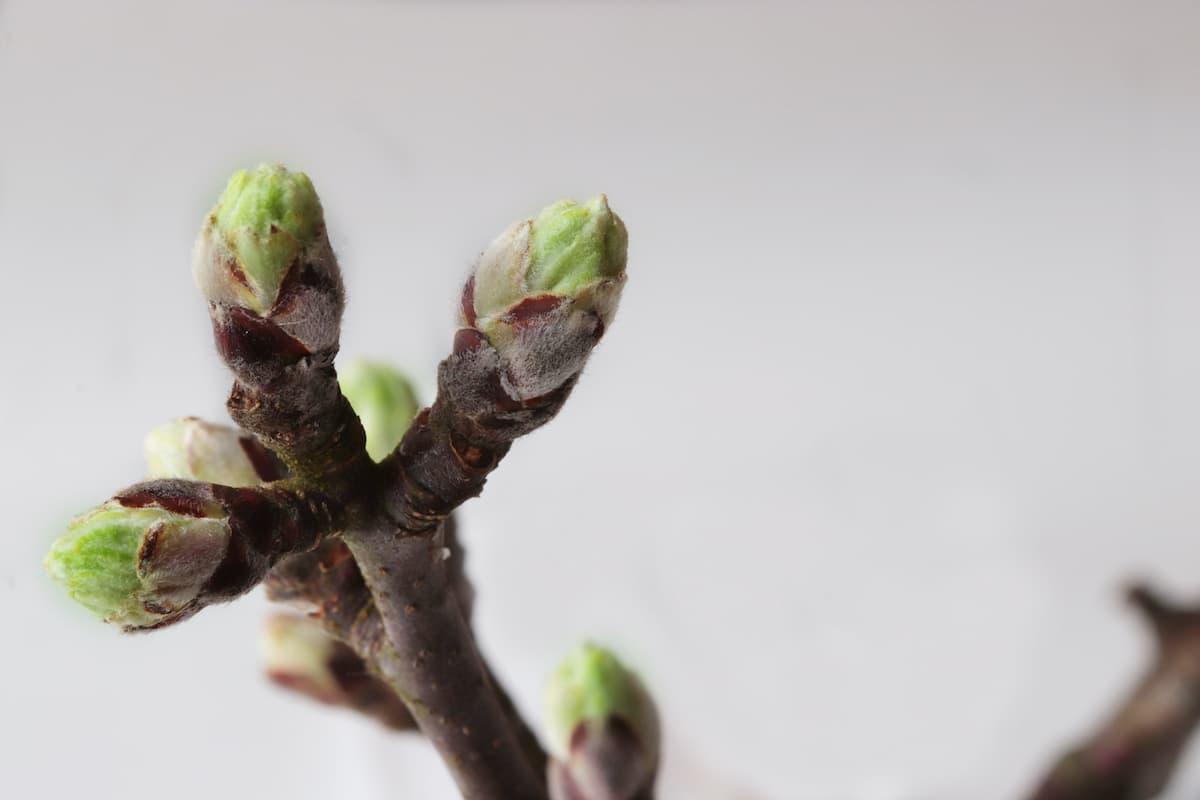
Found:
[379,328,573,534]
[347,524,546,798]
[333,330,582,796]
[268,520,548,784]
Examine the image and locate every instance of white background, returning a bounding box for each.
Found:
[2,2,1200,798]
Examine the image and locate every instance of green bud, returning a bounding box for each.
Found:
[469,195,627,333]
[144,417,264,487]
[194,164,325,313]
[464,196,628,401]
[261,614,342,701]
[544,643,657,761]
[338,360,420,462]
[44,501,231,629]
[529,196,627,296]
[261,614,417,730]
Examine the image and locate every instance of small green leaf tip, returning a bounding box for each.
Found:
[45,506,148,626]
[469,195,628,328]
[339,360,421,462]
[543,643,657,760]
[44,502,231,630]
[197,163,324,313]
[529,195,627,296]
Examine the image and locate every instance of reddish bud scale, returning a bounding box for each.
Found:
[460,275,478,327]
[213,305,310,376]
[214,304,367,479]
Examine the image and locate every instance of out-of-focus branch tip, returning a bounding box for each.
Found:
[262,614,414,731]
[544,643,660,800]
[1028,582,1200,800]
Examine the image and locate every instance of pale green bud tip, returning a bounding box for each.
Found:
[261,616,341,698]
[44,503,231,629]
[339,360,421,462]
[204,163,323,312]
[144,418,262,487]
[528,195,627,296]
[544,643,654,759]
[45,507,146,626]
[470,194,628,333]
[214,163,322,251]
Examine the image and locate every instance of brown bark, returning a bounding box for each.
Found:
[268,518,549,785]
[348,525,545,797]
[377,328,574,535]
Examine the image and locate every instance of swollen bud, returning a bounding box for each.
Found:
[144,417,282,486]
[544,643,659,800]
[261,614,416,730]
[44,500,232,630]
[195,164,322,312]
[193,164,344,358]
[338,360,420,462]
[462,196,627,400]
[261,614,346,702]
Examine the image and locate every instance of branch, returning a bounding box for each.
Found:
[340,195,626,797]
[197,168,550,791]
[193,166,368,484]
[1027,582,1200,800]
[47,168,632,799]
[346,524,544,798]
[270,520,548,783]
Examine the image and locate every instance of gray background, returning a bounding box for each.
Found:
[2,1,1200,798]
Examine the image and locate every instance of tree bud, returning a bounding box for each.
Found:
[194,164,344,357]
[462,196,627,400]
[45,500,231,630]
[544,643,659,800]
[338,360,420,462]
[144,417,282,486]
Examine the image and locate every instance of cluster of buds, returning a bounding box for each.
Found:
[43,156,1200,800]
[42,161,657,798]
[544,644,660,800]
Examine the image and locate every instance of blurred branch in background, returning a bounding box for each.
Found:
[1027,583,1200,800]
[262,613,415,732]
